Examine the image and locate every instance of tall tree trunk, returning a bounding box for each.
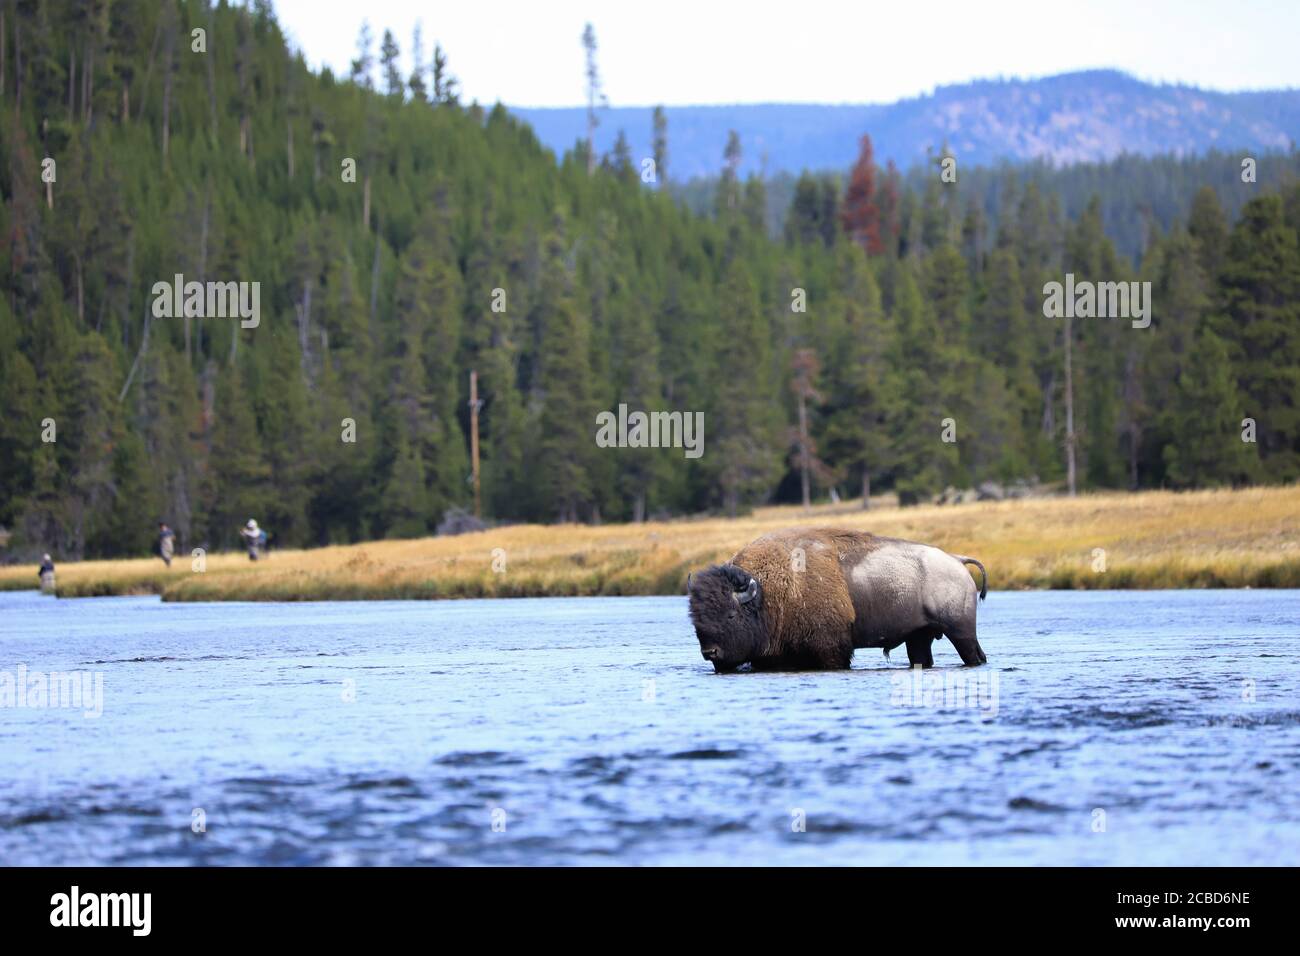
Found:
[119,301,152,401]
[861,468,871,510]
[122,231,135,333]
[75,254,84,323]
[1124,347,1140,490]
[362,174,371,231]
[137,13,162,120]
[67,46,76,120]
[1041,370,1055,437]
[1127,425,1139,490]
[98,192,130,336]
[83,40,93,124]
[201,360,217,453]
[161,31,174,164]
[368,222,381,330]
[1063,312,1077,497]
[798,389,811,509]
[13,16,21,114]
[205,6,217,142]
[296,279,312,385]
[469,370,481,518]
[197,191,209,361]
[44,113,52,206]
[236,6,251,160]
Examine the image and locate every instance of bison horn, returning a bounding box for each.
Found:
[736,578,758,604]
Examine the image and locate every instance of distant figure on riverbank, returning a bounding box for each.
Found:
[158,523,176,567]
[239,519,263,561]
[38,554,55,592]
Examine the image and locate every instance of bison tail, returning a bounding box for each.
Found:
[957,556,988,600]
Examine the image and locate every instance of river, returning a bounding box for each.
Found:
[1,589,1297,865]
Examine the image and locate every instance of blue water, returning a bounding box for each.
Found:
[0,589,1297,865]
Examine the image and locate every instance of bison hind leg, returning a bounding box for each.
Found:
[943,620,987,667]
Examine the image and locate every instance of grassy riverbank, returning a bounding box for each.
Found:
[2,486,1297,600]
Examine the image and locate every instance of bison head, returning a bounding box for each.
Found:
[687,564,767,673]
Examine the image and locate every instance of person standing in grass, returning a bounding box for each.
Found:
[37,554,55,592]
[239,519,262,561]
[158,522,176,567]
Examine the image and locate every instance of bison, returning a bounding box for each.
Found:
[687,528,987,672]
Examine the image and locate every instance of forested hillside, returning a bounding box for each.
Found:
[0,1,1297,561]
[515,69,1300,178]
[679,150,1300,263]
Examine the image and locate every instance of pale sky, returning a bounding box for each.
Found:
[274,0,1300,107]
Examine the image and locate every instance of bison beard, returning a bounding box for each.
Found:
[687,528,988,672]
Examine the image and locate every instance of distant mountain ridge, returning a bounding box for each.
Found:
[511,70,1300,178]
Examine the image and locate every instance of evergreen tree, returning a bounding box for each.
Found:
[1187,185,1228,280]
[408,22,428,103]
[841,135,883,254]
[204,366,271,550]
[380,29,402,98]
[349,20,375,89]
[710,260,779,515]
[887,263,959,503]
[1164,328,1259,487]
[431,43,458,105]
[535,213,595,522]
[1143,230,1211,485]
[821,247,893,506]
[1210,196,1300,481]
[651,105,668,186]
[581,23,602,176]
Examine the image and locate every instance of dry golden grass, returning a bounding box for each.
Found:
[2,485,1297,600]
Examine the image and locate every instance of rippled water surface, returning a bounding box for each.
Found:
[1,589,1297,865]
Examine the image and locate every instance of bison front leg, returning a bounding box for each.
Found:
[798,629,854,670]
[810,626,855,669]
[904,626,942,669]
